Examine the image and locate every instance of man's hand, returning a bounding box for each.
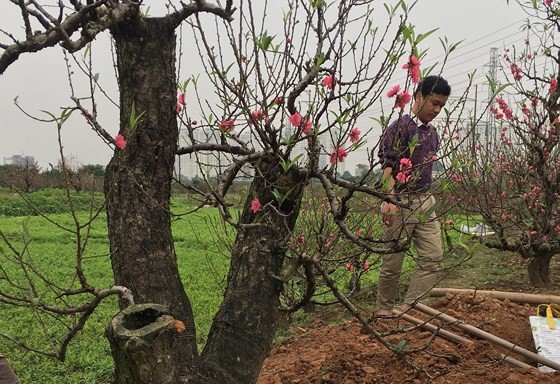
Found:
[380,201,397,226]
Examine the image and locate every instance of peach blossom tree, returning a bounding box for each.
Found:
[451,0,560,287]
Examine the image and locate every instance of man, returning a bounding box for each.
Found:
[375,75,451,317]
[0,354,19,384]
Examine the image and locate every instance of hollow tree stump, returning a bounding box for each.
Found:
[105,303,189,384]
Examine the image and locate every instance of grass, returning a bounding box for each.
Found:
[0,190,538,383]
[0,194,233,384]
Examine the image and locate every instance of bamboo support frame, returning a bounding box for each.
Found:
[413,303,560,371]
[395,311,537,371]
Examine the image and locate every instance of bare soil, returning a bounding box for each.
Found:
[258,251,560,384]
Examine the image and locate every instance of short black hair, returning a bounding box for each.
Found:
[415,75,451,97]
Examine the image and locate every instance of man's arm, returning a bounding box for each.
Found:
[380,167,398,226]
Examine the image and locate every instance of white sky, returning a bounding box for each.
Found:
[0,0,528,170]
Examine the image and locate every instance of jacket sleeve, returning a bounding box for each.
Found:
[378,117,408,170]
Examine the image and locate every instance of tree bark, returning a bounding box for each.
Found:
[105,16,199,380]
[527,253,553,288]
[201,160,305,384]
[105,15,306,384]
[106,304,192,384]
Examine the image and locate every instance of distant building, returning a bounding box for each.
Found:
[4,155,35,166]
[355,163,369,177]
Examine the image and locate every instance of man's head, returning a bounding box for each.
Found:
[412,75,451,124]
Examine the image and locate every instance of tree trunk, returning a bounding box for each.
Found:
[201,160,305,384]
[106,304,191,384]
[106,16,198,381]
[105,15,306,384]
[527,253,553,288]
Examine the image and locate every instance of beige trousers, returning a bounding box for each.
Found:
[376,193,443,310]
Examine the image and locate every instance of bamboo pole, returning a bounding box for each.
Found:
[429,288,560,305]
[393,310,472,346]
[414,303,560,371]
[394,311,537,371]
[500,354,538,370]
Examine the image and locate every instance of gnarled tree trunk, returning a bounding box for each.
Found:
[106,16,198,381]
[104,15,306,384]
[201,160,305,383]
[527,253,554,288]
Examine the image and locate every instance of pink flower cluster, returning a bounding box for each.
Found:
[387,85,411,109]
[176,92,186,113]
[349,127,361,143]
[510,63,522,81]
[322,75,337,90]
[402,55,421,84]
[115,134,127,150]
[395,157,412,184]
[550,78,558,94]
[495,97,513,121]
[219,119,235,132]
[330,147,348,164]
[329,127,361,164]
[249,109,269,124]
[250,197,262,213]
[345,260,370,272]
[289,112,313,134]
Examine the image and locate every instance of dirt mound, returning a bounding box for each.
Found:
[258,294,560,384]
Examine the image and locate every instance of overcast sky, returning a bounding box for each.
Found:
[0,0,528,170]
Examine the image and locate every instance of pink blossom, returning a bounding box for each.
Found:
[176,92,186,113]
[399,157,412,171]
[395,90,411,109]
[250,197,262,213]
[545,0,552,6]
[387,85,401,98]
[500,213,507,220]
[363,260,370,271]
[330,147,348,164]
[219,119,235,132]
[297,235,305,244]
[322,74,336,90]
[550,78,558,94]
[402,55,421,84]
[177,92,186,106]
[273,97,284,104]
[289,112,302,127]
[395,171,410,184]
[510,63,522,81]
[301,118,312,134]
[349,127,361,143]
[250,109,265,122]
[345,263,353,271]
[115,134,127,150]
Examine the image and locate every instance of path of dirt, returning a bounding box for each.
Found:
[258,293,560,384]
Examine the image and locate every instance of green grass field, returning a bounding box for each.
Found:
[0,190,487,383]
[0,193,233,384]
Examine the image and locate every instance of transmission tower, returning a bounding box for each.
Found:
[485,47,500,151]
